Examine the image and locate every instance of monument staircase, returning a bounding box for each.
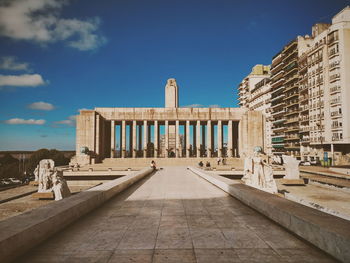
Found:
[100,157,244,169]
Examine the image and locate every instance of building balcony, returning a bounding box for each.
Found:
[330,98,341,106]
[271,102,285,110]
[330,85,341,94]
[285,143,300,149]
[299,116,309,122]
[271,109,285,116]
[272,53,284,66]
[285,135,300,141]
[285,100,299,108]
[330,111,342,118]
[271,94,285,103]
[300,105,309,112]
[272,137,284,143]
[271,70,284,82]
[285,117,299,124]
[271,85,285,96]
[331,125,342,131]
[328,35,339,45]
[271,77,285,88]
[285,109,299,116]
[272,144,285,149]
[285,126,299,132]
[284,74,299,85]
[272,126,285,132]
[272,118,286,124]
[284,40,297,53]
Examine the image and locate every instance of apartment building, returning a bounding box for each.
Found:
[270,36,312,158]
[298,6,350,164]
[237,65,271,153]
[237,6,350,163]
[238,65,270,108]
[249,78,273,155]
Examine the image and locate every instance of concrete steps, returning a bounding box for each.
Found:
[100,157,244,168]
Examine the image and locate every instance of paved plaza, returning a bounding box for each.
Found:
[18,167,336,263]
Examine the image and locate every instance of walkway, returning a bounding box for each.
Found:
[18,167,335,263]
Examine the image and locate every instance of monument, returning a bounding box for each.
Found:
[281,155,305,185]
[242,147,278,194]
[32,159,71,200]
[74,78,266,165]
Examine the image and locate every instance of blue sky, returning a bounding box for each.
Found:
[0,0,349,150]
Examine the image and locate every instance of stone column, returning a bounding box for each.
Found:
[196,120,201,157]
[228,120,233,157]
[207,120,212,158]
[331,143,334,165]
[110,120,115,158]
[132,121,136,158]
[143,120,147,158]
[154,120,158,158]
[165,121,169,158]
[95,115,100,157]
[186,120,190,158]
[121,120,126,158]
[218,120,222,157]
[138,124,142,155]
[238,120,243,157]
[175,120,179,158]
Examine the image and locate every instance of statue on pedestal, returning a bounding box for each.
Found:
[242,147,278,194]
[282,155,301,180]
[35,159,71,200]
[51,169,71,201]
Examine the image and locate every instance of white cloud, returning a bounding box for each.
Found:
[4,118,45,125]
[0,56,29,71]
[209,104,221,108]
[0,74,46,87]
[28,101,55,111]
[54,115,76,126]
[0,0,106,51]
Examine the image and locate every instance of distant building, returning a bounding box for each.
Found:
[298,6,350,164]
[270,36,313,158]
[237,64,271,154]
[237,6,350,164]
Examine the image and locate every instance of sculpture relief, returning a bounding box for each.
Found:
[36,159,71,200]
[282,155,301,180]
[242,147,278,194]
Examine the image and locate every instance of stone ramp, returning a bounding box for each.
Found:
[16,166,335,263]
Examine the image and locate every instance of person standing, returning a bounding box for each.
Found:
[150,160,157,170]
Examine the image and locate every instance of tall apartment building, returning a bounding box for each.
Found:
[298,6,350,164]
[237,65,271,153]
[237,6,350,163]
[249,78,272,155]
[270,36,312,158]
[238,65,270,108]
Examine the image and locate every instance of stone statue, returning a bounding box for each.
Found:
[51,169,71,201]
[34,165,39,182]
[282,155,300,180]
[36,159,71,200]
[38,159,54,193]
[242,147,278,194]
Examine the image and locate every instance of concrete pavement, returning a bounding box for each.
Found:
[17,166,336,263]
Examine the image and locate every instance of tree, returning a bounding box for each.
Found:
[0,154,20,179]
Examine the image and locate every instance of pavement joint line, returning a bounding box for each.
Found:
[0,190,37,204]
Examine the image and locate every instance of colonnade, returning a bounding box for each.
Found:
[108,120,239,158]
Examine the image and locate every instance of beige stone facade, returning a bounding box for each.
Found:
[298,7,350,164]
[75,79,265,165]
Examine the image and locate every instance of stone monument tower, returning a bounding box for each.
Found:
[165,78,179,157]
[165,78,179,108]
